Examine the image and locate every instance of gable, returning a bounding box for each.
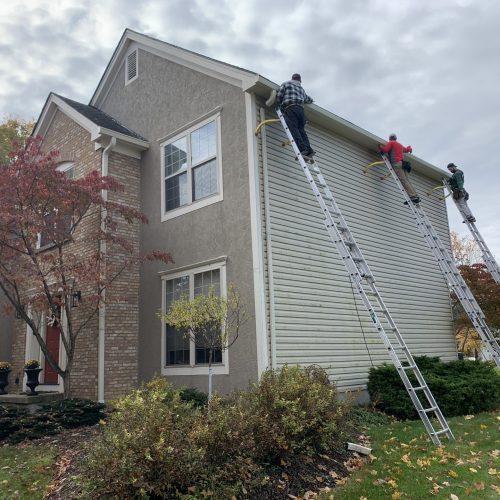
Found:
[90,29,259,109]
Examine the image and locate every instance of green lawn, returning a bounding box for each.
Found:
[0,445,58,500]
[325,411,500,499]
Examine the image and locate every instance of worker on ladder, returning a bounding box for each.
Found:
[276,73,316,160]
[379,134,421,205]
[446,163,476,223]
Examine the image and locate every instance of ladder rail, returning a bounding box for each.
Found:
[275,109,454,445]
[379,155,500,365]
[442,179,500,283]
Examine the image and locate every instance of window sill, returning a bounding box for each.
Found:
[161,193,222,222]
[161,364,228,376]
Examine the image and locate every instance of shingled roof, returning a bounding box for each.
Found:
[53,93,147,141]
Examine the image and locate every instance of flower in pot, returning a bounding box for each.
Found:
[24,359,42,395]
[0,361,11,395]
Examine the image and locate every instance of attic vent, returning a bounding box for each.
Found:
[126,50,138,84]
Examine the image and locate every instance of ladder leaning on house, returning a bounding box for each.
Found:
[441,180,500,284]
[369,155,500,367]
[255,108,454,446]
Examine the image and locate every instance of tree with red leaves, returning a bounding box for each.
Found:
[0,137,173,396]
[453,262,500,356]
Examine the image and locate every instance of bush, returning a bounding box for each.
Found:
[81,378,205,499]
[246,365,350,462]
[179,386,208,407]
[0,398,104,443]
[368,356,500,419]
[80,367,352,498]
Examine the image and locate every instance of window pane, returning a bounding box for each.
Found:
[196,346,222,364]
[165,137,187,177]
[166,276,190,366]
[194,269,220,297]
[191,121,216,165]
[165,172,188,211]
[192,159,217,201]
[194,269,222,365]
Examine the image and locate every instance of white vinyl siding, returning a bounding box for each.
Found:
[259,107,456,391]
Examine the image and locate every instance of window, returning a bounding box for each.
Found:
[161,259,228,375]
[38,162,74,248]
[125,49,138,84]
[161,113,222,220]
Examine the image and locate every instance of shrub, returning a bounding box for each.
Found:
[0,399,104,443]
[80,367,353,498]
[368,356,500,419]
[246,365,351,462]
[179,386,208,407]
[81,378,205,499]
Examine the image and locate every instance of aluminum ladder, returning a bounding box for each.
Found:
[442,180,500,284]
[378,154,500,366]
[274,109,454,445]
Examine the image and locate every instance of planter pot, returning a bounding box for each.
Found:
[24,368,43,395]
[0,369,10,394]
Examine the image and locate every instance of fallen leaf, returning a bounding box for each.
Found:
[450,494,459,500]
[386,479,398,488]
[391,492,402,500]
[469,467,477,473]
[491,484,500,493]
[448,470,458,478]
[487,468,497,475]
[464,415,474,420]
[474,481,485,491]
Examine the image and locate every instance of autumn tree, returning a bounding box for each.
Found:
[0,137,172,396]
[450,232,500,356]
[162,285,246,400]
[0,116,35,164]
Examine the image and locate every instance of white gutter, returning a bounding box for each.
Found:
[98,137,116,403]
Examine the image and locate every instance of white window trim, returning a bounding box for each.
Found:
[125,48,138,85]
[24,304,67,393]
[160,112,223,222]
[160,258,229,376]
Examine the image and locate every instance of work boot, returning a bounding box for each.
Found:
[404,196,421,205]
[465,216,476,223]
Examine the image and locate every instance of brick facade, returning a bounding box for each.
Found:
[10,110,142,400]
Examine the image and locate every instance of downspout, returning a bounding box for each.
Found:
[98,137,116,403]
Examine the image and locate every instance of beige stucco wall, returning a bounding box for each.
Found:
[98,48,259,394]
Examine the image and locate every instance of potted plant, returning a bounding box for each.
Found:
[0,361,11,394]
[24,359,43,395]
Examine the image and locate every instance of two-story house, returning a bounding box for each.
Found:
[8,29,457,401]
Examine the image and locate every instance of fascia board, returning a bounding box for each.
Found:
[97,127,149,149]
[91,29,258,107]
[246,76,448,181]
[34,94,100,139]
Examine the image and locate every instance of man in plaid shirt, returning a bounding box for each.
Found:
[276,73,315,159]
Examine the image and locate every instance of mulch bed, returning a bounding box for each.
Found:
[35,428,370,499]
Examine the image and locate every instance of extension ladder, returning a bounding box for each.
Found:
[274,108,454,445]
[378,155,500,366]
[442,180,500,284]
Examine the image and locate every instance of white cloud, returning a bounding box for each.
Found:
[0,0,498,257]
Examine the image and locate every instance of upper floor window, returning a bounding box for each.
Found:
[38,162,74,248]
[160,113,223,221]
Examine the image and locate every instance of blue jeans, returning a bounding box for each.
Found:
[283,105,312,153]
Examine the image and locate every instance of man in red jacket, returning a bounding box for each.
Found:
[379,133,420,204]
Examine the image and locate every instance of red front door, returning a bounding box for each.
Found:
[44,316,60,385]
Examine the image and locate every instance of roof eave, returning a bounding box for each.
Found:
[245,76,448,181]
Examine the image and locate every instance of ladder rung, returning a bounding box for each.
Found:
[432,429,451,436]
[421,406,438,414]
[410,386,426,391]
[401,364,416,371]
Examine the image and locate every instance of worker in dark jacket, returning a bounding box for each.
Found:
[379,133,420,205]
[276,73,315,159]
[447,163,476,223]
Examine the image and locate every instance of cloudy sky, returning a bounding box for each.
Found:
[1,0,498,259]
